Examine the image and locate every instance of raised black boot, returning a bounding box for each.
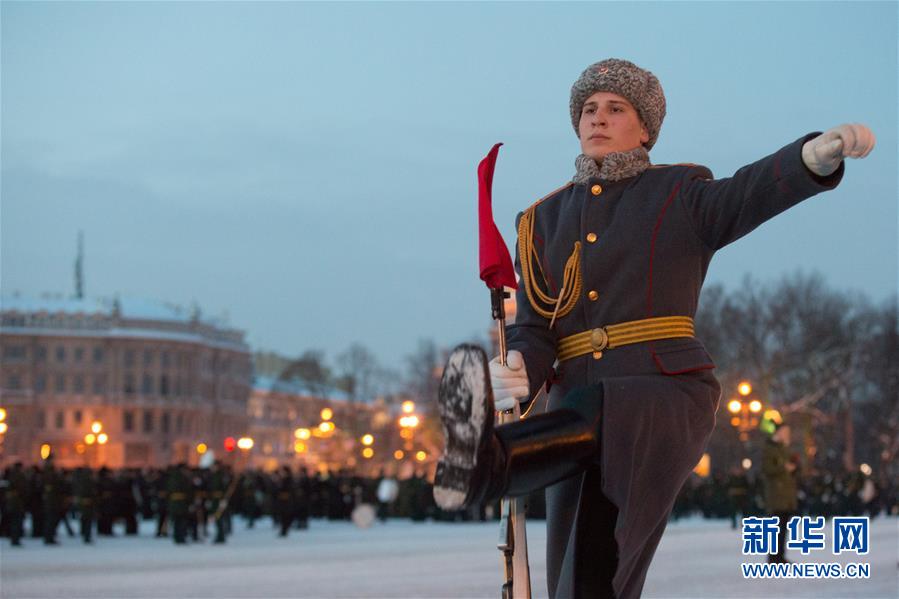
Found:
[433,344,599,511]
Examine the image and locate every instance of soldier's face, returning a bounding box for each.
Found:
[578,92,649,161]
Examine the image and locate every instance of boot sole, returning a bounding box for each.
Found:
[433,344,493,511]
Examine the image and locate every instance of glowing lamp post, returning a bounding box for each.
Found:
[727,380,763,442]
[83,420,107,466]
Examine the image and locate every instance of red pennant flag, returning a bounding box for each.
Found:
[478,143,518,291]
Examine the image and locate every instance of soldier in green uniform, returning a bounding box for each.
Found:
[3,463,28,546]
[762,423,798,564]
[72,467,97,544]
[96,467,115,536]
[41,455,62,545]
[274,466,295,537]
[166,463,192,544]
[208,461,229,544]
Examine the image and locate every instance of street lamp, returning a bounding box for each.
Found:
[727,380,763,442]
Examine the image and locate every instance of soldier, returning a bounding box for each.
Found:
[3,463,28,546]
[41,455,62,545]
[154,466,169,537]
[432,58,875,598]
[208,461,229,544]
[166,463,192,544]
[274,466,294,537]
[96,467,115,536]
[239,469,260,528]
[72,467,97,544]
[762,423,798,564]
[726,466,751,530]
[26,465,43,538]
[294,468,310,530]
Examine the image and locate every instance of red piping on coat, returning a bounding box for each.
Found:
[646,182,681,316]
[645,182,714,374]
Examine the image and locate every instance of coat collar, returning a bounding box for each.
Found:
[572,146,651,184]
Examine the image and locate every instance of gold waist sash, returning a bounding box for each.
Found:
[557,316,694,361]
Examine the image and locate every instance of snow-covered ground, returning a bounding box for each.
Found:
[1,516,896,598]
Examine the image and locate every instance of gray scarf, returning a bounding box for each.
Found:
[572,146,651,184]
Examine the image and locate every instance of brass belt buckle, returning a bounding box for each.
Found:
[590,327,609,359]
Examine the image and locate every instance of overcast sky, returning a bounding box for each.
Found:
[2,2,896,371]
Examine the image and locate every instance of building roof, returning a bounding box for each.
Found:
[0,294,246,352]
[0,294,227,327]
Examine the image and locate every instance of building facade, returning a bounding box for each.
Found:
[0,295,252,468]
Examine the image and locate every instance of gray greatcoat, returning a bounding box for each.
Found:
[506,135,843,598]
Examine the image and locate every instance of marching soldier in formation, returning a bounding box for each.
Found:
[40,455,62,545]
[274,466,295,537]
[166,463,192,544]
[2,463,28,547]
[72,467,96,544]
[208,461,230,543]
[96,467,115,536]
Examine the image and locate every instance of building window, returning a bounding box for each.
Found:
[162,351,171,368]
[55,374,65,394]
[144,350,154,367]
[37,410,46,429]
[74,347,84,363]
[55,346,66,363]
[35,374,46,393]
[73,375,85,394]
[35,346,47,363]
[93,375,106,394]
[142,374,154,395]
[176,413,183,433]
[74,410,82,425]
[160,375,169,397]
[55,411,64,429]
[93,347,104,364]
[124,350,135,367]
[7,374,22,390]
[143,410,154,433]
[174,378,181,397]
[124,373,135,395]
[123,410,134,432]
[161,412,170,434]
[3,345,27,361]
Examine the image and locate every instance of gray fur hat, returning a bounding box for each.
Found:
[569,58,666,150]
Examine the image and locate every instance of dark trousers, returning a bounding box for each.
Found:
[279,510,293,536]
[8,512,24,545]
[42,508,59,543]
[575,466,619,599]
[769,511,794,562]
[80,512,94,543]
[172,515,188,544]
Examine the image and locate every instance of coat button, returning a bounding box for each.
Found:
[591,184,603,196]
[588,290,599,301]
[586,232,597,243]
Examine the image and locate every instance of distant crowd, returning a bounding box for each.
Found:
[672,468,897,527]
[1,460,895,547]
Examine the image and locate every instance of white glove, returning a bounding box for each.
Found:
[801,123,876,177]
[489,350,529,412]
